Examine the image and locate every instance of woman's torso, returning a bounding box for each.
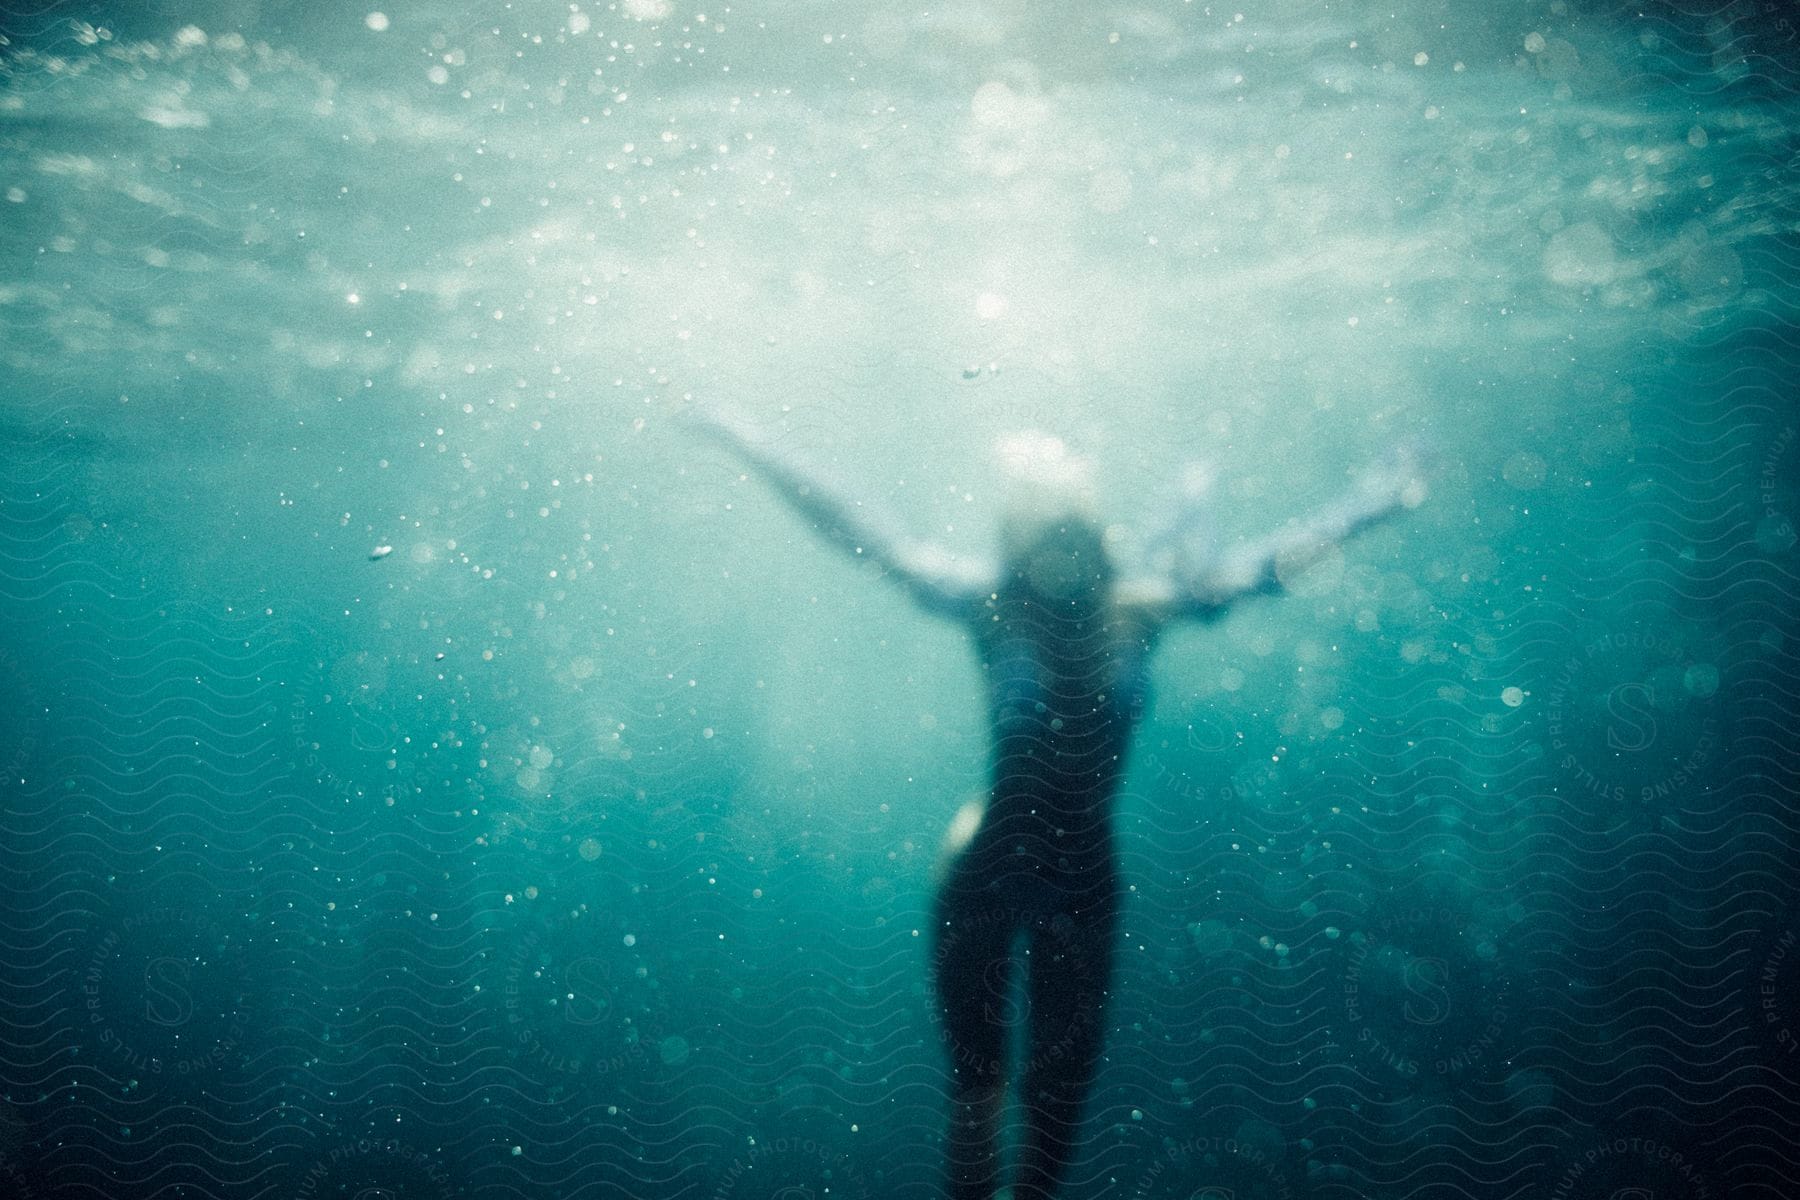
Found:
[966,593,1155,877]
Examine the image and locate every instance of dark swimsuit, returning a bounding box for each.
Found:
[932,595,1156,1200]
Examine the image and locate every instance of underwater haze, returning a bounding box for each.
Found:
[2,1,1799,1197]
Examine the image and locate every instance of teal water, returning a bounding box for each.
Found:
[2,3,1798,1198]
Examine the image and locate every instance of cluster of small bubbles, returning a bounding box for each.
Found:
[1502,452,1547,489]
[1544,223,1616,289]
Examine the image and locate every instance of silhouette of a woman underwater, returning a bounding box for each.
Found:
[691,411,1422,1200]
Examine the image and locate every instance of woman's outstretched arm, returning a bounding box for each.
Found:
[1118,448,1427,626]
[686,405,995,619]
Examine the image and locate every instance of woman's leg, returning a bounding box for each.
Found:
[1013,893,1119,1200]
[932,864,1017,1200]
